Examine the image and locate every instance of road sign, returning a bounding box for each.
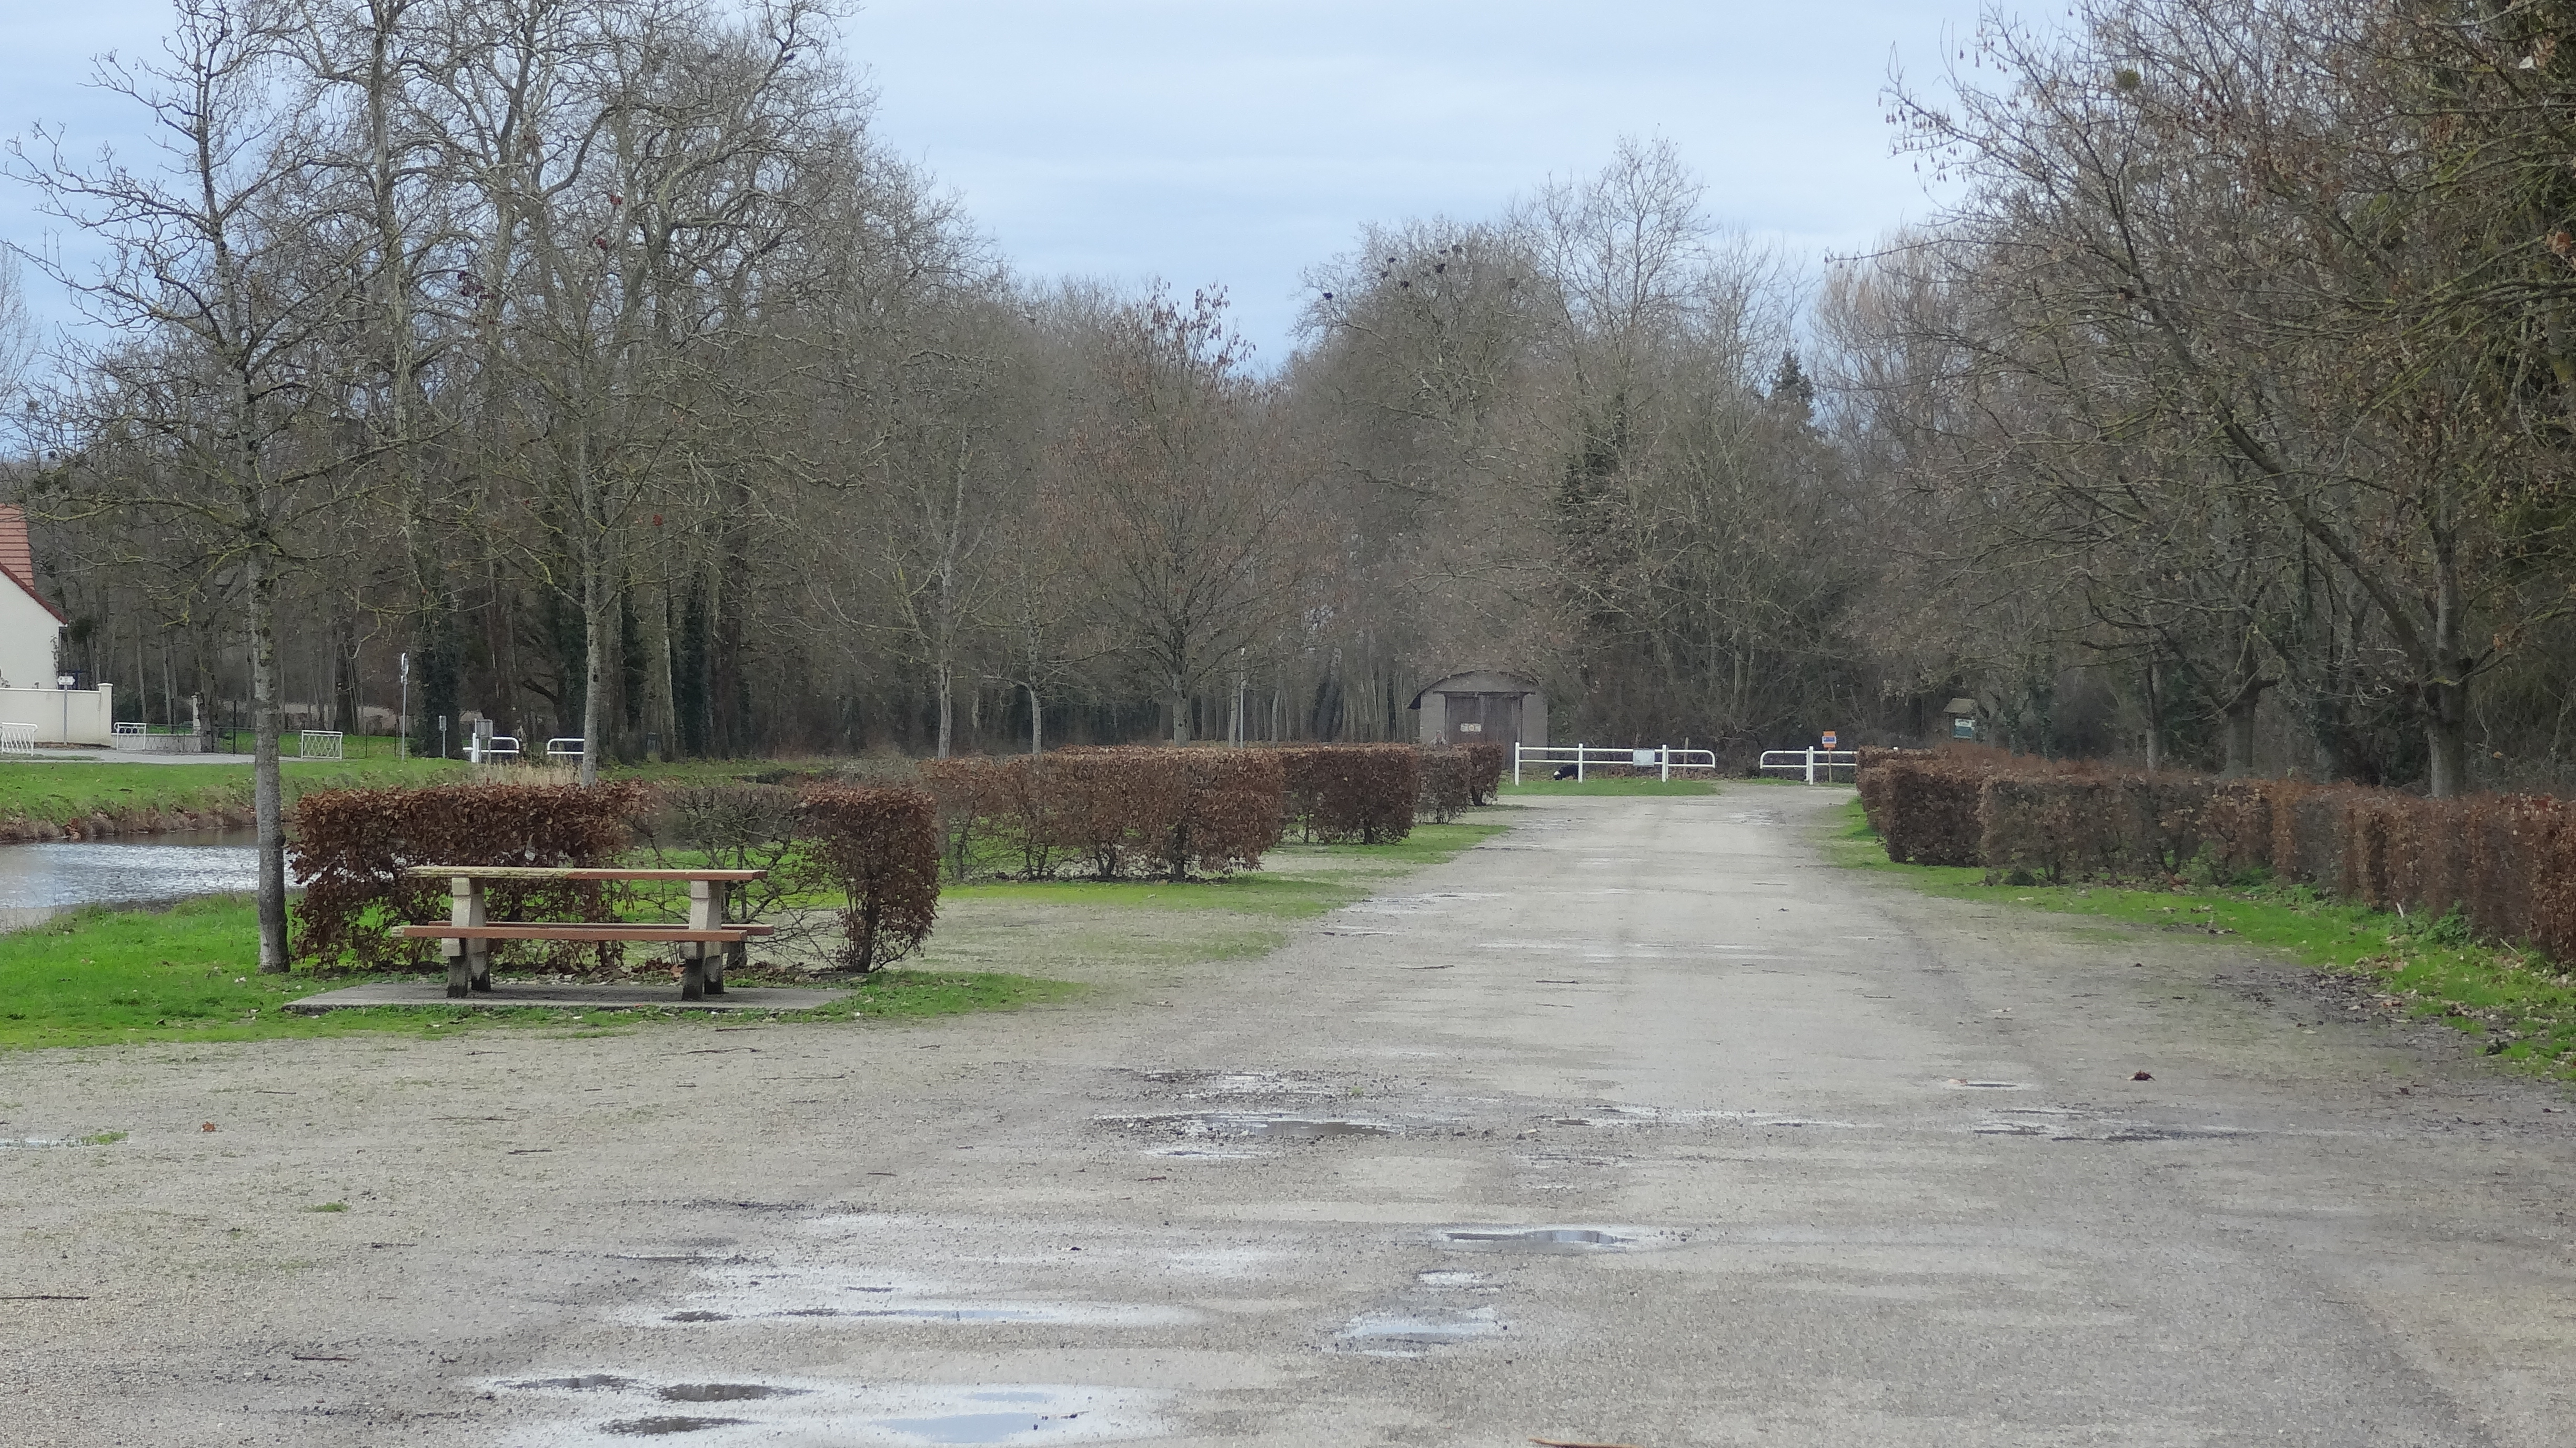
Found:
[1821,730,1839,749]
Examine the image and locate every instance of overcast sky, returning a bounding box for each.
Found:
[5,0,1995,363]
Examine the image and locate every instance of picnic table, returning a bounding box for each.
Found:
[396,867,771,1002]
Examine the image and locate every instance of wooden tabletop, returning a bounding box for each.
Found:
[400,866,767,882]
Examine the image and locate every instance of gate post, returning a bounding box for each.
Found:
[1659,747,1670,782]
[1513,741,1522,786]
[1805,748,1817,785]
[1576,744,1586,782]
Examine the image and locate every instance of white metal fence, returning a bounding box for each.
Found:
[1758,748,1858,783]
[296,729,344,761]
[545,737,585,761]
[0,722,38,758]
[1513,742,1718,784]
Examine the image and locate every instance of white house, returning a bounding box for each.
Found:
[0,506,113,745]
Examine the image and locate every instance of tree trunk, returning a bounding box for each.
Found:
[2424,676,2470,799]
[1169,670,1190,744]
[248,548,288,972]
[1027,681,1042,755]
[2220,693,2261,778]
[935,662,953,759]
[577,441,604,788]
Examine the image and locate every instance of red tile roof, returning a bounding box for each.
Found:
[0,507,65,624]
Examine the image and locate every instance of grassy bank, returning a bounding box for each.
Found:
[1826,799,2576,1081]
[0,897,1075,1050]
[0,756,466,836]
[0,817,1513,1050]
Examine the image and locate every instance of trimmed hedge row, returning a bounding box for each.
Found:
[1272,743,1419,843]
[921,747,1286,881]
[1856,751,2576,962]
[289,782,642,972]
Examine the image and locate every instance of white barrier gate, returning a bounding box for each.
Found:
[0,722,37,758]
[1758,748,1858,783]
[1513,742,1718,785]
[297,729,345,761]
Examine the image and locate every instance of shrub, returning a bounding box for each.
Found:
[920,748,1287,881]
[799,785,941,972]
[1273,744,1419,843]
[629,783,835,954]
[1459,742,1506,805]
[1419,749,1472,824]
[289,782,641,972]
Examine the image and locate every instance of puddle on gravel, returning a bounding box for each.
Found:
[1943,1079,2032,1090]
[603,1416,746,1436]
[1331,1305,1502,1357]
[647,1263,1199,1329]
[1104,1112,1399,1141]
[659,1384,808,1403]
[1436,1226,1633,1252]
[490,1377,1166,1446]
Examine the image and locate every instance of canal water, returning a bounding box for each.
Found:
[0,832,263,930]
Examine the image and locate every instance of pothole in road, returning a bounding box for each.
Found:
[1103,1112,1400,1141]
[658,1384,810,1403]
[1331,1305,1502,1357]
[489,1377,1166,1446]
[1436,1226,1633,1252]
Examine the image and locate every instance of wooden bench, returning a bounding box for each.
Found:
[395,867,771,1001]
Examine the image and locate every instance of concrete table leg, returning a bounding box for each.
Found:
[680,943,707,1001]
[689,879,729,995]
[450,875,487,997]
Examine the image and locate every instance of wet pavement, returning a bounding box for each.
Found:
[4,787,2575,1445]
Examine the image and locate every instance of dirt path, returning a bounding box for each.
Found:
[4,787,2573,1446]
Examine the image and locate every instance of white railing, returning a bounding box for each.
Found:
[297,729,344,761]
[1513,742,1718,784]
[1758,748,1859,783]
[466,734,521,763]
[545,737,585,761]
[0,722,37,758]
[113,720,148,735]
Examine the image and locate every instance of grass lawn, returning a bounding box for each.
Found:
[1824,798,2576,1082]
[0,756,467,832]
[0,816,1515,1051]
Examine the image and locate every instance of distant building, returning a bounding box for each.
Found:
[0,506,113,744]
[1409,670,1548,750]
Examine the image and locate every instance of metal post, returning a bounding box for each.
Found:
[1659,747,1670,782]
[1806,748,1817,785]
[398,652,409,762]
[1576,744,1585,782]
[1513,741,1522,786]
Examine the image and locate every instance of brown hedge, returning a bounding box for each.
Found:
[1855,755,2576,962]
[1272,743,1419,843]
[288,782,642,972]
[915,748,1286,881]
[1418,749,1472,824]
[799,785,941,971]
[1460,742,1506,805]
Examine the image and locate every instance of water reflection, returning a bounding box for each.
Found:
[0,832,264,930]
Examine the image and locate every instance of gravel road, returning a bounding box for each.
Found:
[4,786,2572,1446]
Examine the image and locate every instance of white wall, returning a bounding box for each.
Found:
[0,579,59,693]
[0,685,114,744]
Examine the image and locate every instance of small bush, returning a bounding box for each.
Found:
[1418,749,1473,824]
[799,785,941,972]
[1460,742,1506,805]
